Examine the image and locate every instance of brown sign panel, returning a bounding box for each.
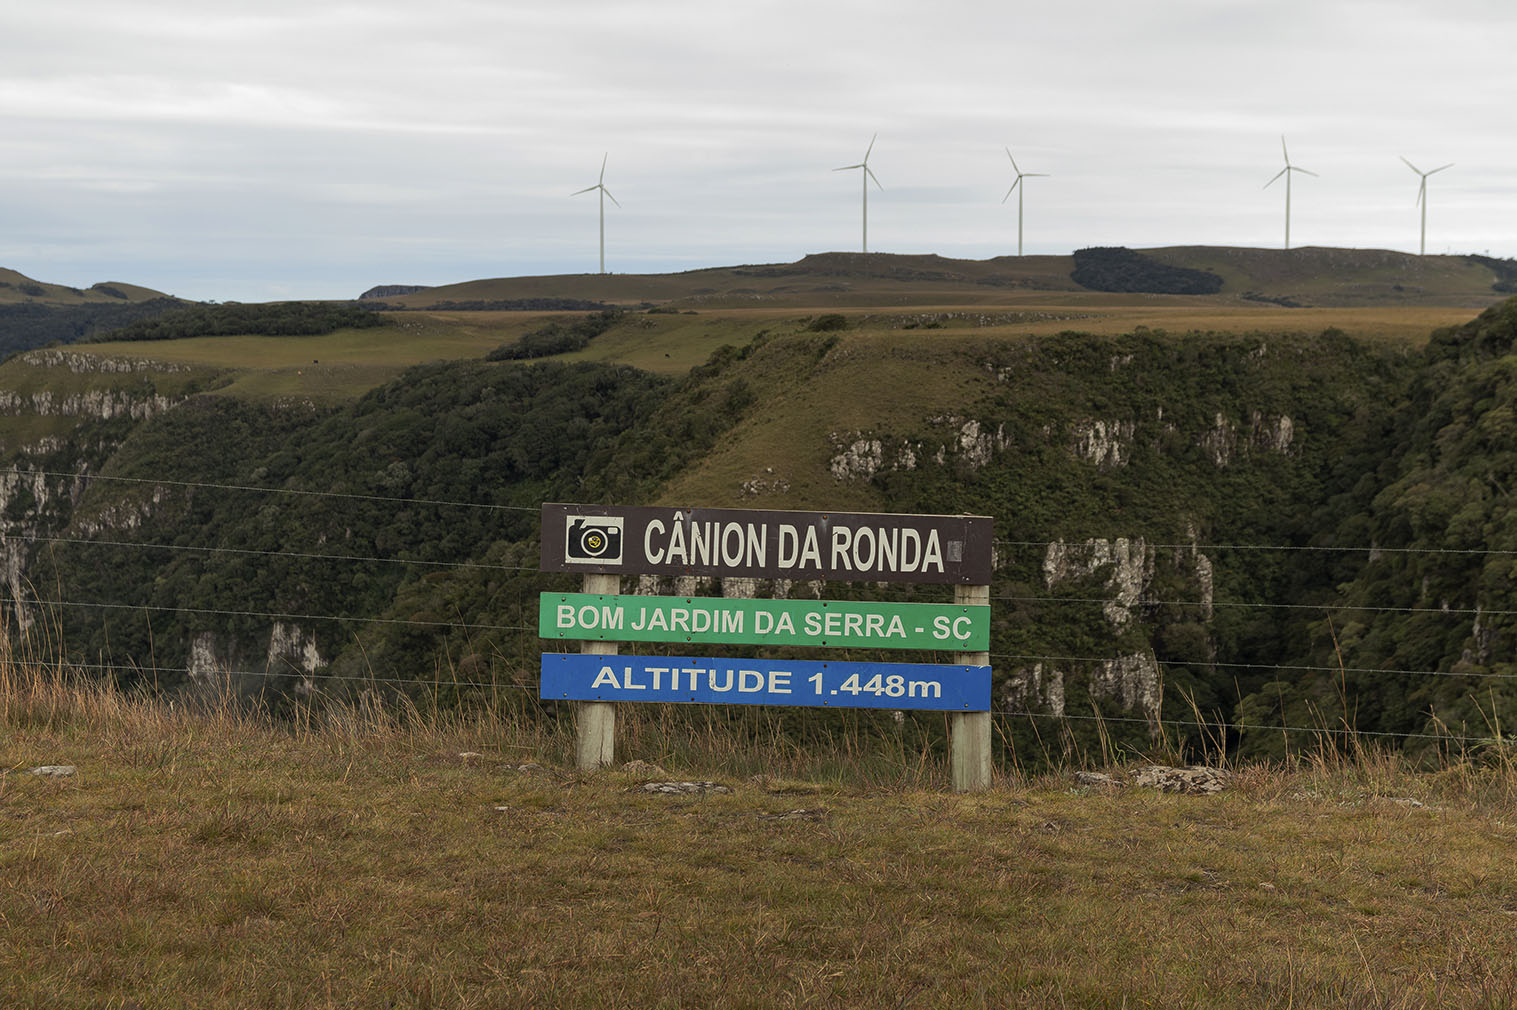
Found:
[540,503,993,584]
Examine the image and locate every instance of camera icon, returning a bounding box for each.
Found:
[565,516,624,564]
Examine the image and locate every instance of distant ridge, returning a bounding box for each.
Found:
[359,284,432,300]
[0,267,172,306]
[377,247,1514,311]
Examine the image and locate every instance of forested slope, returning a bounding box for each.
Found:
[1237,298,1517,751]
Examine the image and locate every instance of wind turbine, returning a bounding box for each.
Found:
[833,135,882,254]
[1002,148,1049,257]
[1401,156,1453,256]
[572,153,619,274]
[1263,136,1316,250]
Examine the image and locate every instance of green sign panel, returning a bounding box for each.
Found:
[540,593,989,651]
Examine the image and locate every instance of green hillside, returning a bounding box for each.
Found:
[0,267,171,305]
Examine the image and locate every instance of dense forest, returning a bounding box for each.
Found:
[95,300,390,341]
[0,298,183,357]
[1071,246,1224,294]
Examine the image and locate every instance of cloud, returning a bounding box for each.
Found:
[2,0,1515,299]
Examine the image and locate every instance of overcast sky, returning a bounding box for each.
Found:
[3,0,1515,302]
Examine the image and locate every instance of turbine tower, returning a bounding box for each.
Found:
[834,135,882,254]
[572,153,619,274]
[1263,136,1316,250]
[1002,148,1049,257]
[1401,156,1453,256]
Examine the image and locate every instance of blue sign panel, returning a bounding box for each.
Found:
[540,653,991,712]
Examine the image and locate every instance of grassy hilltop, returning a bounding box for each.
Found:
[380,247,1514,310]
[0,267,170,306]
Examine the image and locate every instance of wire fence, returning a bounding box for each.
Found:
[7,532,540,574]
[38,658,541,694]
[998,709,1502,747]
[0,467,540,513]
[20,657,1506,750]
[0,594,536,634]
[994,537,1517,558]
[0,462,1510,748]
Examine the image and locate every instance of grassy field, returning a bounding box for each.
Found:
[1151,246,1506,305]
[68,315,544,404]
[5,659,1517,1009]
[32,299,1477,410]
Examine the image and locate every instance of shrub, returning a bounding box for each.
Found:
[96,301,389,341]
[485,310,624,361]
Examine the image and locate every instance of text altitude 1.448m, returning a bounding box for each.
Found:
[540,653,992,711]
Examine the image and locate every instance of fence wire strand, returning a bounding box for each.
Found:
[0,467,540,513]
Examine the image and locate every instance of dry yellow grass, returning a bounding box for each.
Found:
[5,653,1517,1008]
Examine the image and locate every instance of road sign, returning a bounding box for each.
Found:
[540,503,993,584]
[540,653,992,711]
[540,592,990,650]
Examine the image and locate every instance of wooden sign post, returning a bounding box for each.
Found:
[576,572,619,770]
[952,582,992,791]
[541,504,996,788]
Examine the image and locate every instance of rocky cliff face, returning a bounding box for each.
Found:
[0,351,328,688]
[1002,537,1214,724]
[806,330,1381,739]
[829,409,1296,484]
[0,353,197,629]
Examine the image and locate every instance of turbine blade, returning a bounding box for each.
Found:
[1400,155,1421,174]
[572,185,598,196]
[1281,135,1290,165]
[834,163,863,172]
[864,133,877,161]
[1416,179,1426,206]
[1293,167,1318,177]
[603,188,620,208]
[1264,167,1288,188]
[1026,173,1050,178]
[1003,179,1019,202]
[1429,163,1454,175]
[1007,149,1021,175]
[866,165,882,190]
[599,152,607,183]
